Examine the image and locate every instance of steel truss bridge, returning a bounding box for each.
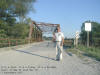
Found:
[28,21,60,42]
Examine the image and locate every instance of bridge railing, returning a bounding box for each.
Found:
[64,39,74,47]
[0,38,42,48]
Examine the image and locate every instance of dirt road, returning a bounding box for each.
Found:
[0,41,100,75]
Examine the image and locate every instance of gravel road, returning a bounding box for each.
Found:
[0,41,100,75]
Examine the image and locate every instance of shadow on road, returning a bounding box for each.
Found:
[66,52,73,56]
[15,50,56,61]
[63,46,73,56]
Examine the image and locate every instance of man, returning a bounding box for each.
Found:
[53,25,64,61]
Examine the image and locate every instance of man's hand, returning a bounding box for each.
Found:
[60,42,63,46]
[52,33,56,42]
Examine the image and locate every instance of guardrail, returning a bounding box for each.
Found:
[0,38,42,48]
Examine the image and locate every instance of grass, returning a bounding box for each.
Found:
[65,45,100,61]
[65,47,84,58]
[77,45,100,61]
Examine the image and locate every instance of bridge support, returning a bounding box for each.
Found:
[28,21,43,43]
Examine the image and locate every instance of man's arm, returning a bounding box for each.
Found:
[61,37,64,46]
[61,33,64,46]
[52,33,55,42]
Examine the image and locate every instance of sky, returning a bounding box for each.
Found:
[27,0,100,38]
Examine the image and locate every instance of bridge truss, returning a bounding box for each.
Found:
[29,21,59,42]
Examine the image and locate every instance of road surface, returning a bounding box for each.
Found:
[0,41,100,75]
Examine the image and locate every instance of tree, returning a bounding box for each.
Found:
[0,0,36,38]
[91,22,100,46]
[0,20,9,38]
[10,23,29,38]
[0,0,36,17]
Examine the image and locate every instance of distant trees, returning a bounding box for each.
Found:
[0,0,36,38]
[80,21,100,47]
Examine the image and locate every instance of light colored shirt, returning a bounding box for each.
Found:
[54,32,64,41]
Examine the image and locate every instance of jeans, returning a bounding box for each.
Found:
[55,42,63,60]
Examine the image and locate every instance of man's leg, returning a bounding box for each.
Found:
[55,42,57,56]
[56,42,61,61]
[56,47,60,60]
[60,46,63,60]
